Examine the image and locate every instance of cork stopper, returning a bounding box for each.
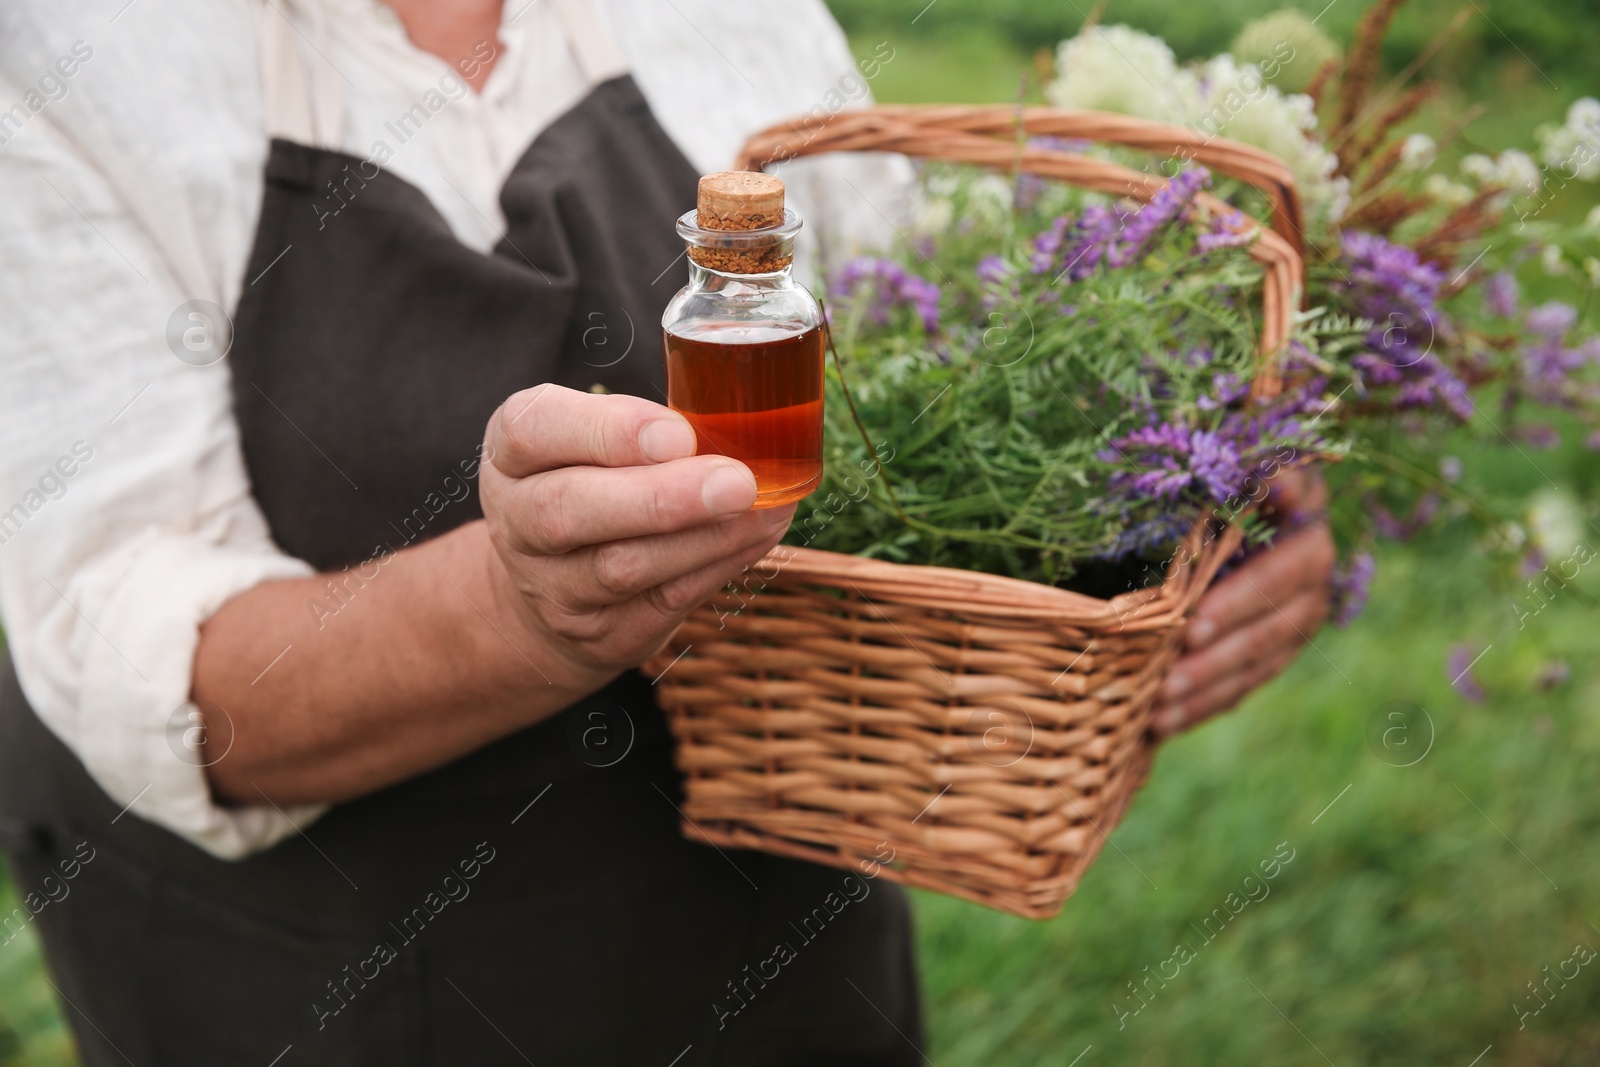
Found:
[688,171,793,274]
[698,172,785,230]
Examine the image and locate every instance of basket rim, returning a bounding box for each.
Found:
[749,518,1244,627]
[735,103,1306,262]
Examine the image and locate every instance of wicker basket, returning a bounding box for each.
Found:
[647,107,1307,919]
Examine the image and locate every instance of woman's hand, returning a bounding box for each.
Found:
[1149,470,1335,738]
[479,384,793,686]
[199,384,789,806]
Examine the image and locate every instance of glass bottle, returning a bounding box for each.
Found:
[661,173,824,509]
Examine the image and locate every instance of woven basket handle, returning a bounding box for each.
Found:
[733,105,1308,398]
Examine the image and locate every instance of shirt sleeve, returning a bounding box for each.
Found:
[0,83,323,859]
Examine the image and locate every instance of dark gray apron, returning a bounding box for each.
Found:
[0,10,920,1064]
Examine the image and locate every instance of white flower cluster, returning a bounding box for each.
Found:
[1539,240,1600,287]
[1536,97,1600,180]
[1045,25,1349,225]
[1459,149,1543,196]
[1528,489,1586,559]
[1230,9,1339,93]
[1422,172,1474,207]
[910,171,1014,233]
[1399,133,1436,171]
[1045,24,1200,123]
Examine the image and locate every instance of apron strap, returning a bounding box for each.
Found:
[548,0,628,84]
[259,0,344,149]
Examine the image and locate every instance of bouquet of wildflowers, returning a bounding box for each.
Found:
[796,0,1600,623]
[801,165,1355,592]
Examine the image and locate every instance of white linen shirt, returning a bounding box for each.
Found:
[0,0,909,857]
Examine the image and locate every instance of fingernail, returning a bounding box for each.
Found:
[760,504,796,526]
[1152,707,1183,737]
[639,418,696,463]
[1188,618,1217,647]
[702,463,757,515]
[1165,671,1190,699]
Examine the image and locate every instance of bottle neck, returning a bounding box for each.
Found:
[685,259,795,293]
[677,206,801,277]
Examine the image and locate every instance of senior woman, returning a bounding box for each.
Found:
[0,0,1333,1062]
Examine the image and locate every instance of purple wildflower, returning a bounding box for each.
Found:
[1280,340,1319,374]
[1034,166,1213,282]
[1197,209,1255,253]
[1369,493,1440,541]
[1034,205,1120,279]
[1015,173,1049,214]
[832,257,942,334]
[1370,504,1402,540]
[1334,230,1472,422]
[904,279,940,332]
[1439,455,1463,483]
[1341,231,1446,323]
[1518,301,1598,406]
[1094,376,1335,562]
[976,255,1013,287]
[1015,138,1087,212]
[1027,135,1092,153]
[1107,167,1211,268]
[1484,271,1519,319]
[1030,215,1071,272]
[976,254,1021,312]
[1330,552,1375,627]
[1093,512,1196,561]
[1103,421,1249,504]
[1526,301,1578,339]
[1587,430,1600,451]
[1517,423,1560,448]
[1446,644,1487,703]
[1195,371,1248,411]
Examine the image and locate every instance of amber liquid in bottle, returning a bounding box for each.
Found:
[663,321,825,508]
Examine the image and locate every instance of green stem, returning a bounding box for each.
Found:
[820,297,914,527]
[1359,448,1503,527]
[819,309,1066,552]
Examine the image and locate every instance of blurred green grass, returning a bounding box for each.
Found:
[5,4,1599,1063]
[0,868,76,1064]
[831,0,1600,101]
